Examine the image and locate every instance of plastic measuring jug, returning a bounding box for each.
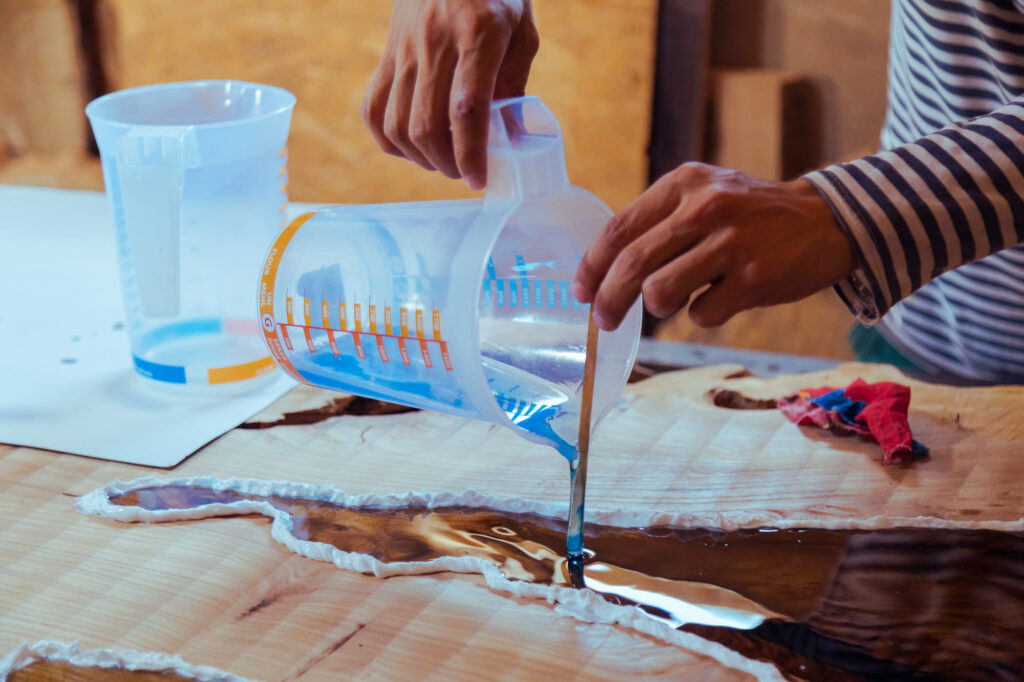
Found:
[258,96,641,457]
[86,80,295,392]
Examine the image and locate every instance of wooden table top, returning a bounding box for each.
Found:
[2,363,1021,680]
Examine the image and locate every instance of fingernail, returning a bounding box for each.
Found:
[573,282,591,304]
[592,308,612,332]
[466,174,485,191]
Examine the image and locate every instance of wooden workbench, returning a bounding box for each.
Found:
[1,363,1021,680]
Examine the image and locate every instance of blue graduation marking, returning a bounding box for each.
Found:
[496,279,505,306]
[547,280,557,308]
[133,355,186,383]
[510,280,519,307]
[560,281,570,309]
[515,255,529,308]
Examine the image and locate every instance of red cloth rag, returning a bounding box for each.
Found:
[777,379,917,464]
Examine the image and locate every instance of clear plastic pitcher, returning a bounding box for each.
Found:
[259,96,641,457]
[87,80,296,392]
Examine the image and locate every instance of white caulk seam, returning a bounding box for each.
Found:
[76,475,1024,533]
[0,640,255,681]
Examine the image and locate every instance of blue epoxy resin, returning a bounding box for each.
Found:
[566,452,587,587]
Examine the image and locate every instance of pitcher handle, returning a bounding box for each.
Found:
[485,96,569,205]
[115,126,199,318]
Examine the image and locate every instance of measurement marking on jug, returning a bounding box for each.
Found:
[482,255,598,311]
[480,276,584,311]
[326,329,340,356]
[515,255,530,309]
[302,298,315,353]
[275,323,451,350]
[397,307,411,365]
[275,304,452,371]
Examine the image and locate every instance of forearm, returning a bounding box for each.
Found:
[805,96,1024,324]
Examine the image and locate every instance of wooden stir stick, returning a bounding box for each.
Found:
[566,310,600,588]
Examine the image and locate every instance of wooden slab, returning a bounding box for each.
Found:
[1,363,1021,679]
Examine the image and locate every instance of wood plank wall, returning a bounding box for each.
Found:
[0,0,656,211]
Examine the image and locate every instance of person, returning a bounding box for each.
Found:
[362,0,1024,384]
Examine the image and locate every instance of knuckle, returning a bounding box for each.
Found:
[717,224,741,248]
[603,214,634,250]
[675,161,709,181]
[741,260,768,288]
[458,4,508,40]
[615,245,647,279]
[450,91,485,124]
[698,186,734,219]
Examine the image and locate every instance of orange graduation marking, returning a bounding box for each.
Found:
[397,338,411,365]
[208,356,276,385]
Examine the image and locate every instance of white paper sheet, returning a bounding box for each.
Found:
[0,185,297,467]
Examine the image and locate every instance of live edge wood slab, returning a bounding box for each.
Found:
[1,363,1021,681]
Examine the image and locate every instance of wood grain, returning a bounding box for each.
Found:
[0,0,88,156]
[97,0,656,211]
[1,363,1020,680]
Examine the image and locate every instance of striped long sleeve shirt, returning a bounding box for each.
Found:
[805,0,1024,383]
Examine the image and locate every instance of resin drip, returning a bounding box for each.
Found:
[8,661,197,682]
[565,456,586,588]
[111,485,1024,682]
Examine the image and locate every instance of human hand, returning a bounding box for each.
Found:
[573,163,856,331]
[362,0,539,190]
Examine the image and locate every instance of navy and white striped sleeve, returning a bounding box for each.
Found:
[804,96,1024,324]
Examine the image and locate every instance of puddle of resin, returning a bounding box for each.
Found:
[8,661,196,681]
[109,486,1024,682]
